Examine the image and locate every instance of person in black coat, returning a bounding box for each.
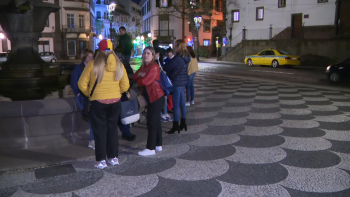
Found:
[163,40,191,134]
[153,40,166,65]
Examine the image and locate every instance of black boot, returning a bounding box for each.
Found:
[179,119,187,131]
[167,121,180,134]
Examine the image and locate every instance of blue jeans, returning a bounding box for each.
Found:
[186,72,196,102]
[172,86,186,122]
[76,95,94,141]
[118,93,131,135]
[161,96,168,115]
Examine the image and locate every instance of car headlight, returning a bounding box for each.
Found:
[326,66,331,71]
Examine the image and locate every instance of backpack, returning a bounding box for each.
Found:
[156,70,173,96]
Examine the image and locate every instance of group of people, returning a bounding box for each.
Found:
[71,26,199,169]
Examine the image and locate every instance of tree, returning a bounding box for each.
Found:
[158,0,222,59]
[95,19,105,35]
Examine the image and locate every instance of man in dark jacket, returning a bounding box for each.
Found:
[118,26,133,63]
[153,40,166,65]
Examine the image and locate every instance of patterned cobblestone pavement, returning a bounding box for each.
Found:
[1,72,350,197]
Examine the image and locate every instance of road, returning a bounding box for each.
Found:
[130,58,350,90]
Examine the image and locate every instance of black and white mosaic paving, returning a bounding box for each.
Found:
[1,72,350,196]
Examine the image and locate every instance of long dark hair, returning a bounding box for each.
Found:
[186,46,196,58]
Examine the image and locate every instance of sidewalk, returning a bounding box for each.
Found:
[1,71,349,196]
[199,57,245,65]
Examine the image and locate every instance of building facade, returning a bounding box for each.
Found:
[60,0,94,60]
[95,0,141,51]
[139,0,224,55]
[226,0,350,48]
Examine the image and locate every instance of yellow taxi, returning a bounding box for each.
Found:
[244,49,301,68]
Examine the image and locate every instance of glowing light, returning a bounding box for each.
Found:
[0,33,4,39]
[99,34,103,39]
[107,3,116,12]
[133,40,136,43]
[141,36,144,40]
[136,36,140,40]
[148,33,152,38]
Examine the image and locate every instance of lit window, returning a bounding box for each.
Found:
[161,0,168,7]
[232,10,239,22]
[203,39,210,46]
[256,7,264,20]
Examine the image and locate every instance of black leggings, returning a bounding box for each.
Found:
[90,100,121,161]
[146,96,165,150]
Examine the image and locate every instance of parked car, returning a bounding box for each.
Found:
[39,52,57,63]
[244,49,301,68]
[326,57,350,83]
[0,52,8,64]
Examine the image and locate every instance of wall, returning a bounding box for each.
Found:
[226,0,337,46]
[224,39,350,66]
[0,98,89,149]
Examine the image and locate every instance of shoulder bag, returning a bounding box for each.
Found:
[82,78,98,118]
[120,99,140,125]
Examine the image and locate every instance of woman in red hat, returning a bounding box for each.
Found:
[78,40,130,169]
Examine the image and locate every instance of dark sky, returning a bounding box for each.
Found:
[131,0,141,4]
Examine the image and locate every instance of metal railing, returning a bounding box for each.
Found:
[154,30,174,37]
[62,25,93,33]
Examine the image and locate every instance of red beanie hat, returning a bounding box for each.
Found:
[98,40,108,51]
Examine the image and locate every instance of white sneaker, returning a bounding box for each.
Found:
[191,100,195,105]
[138,149,156,156]
[156,146,163,152]
[94,160,107,169]
[88,140,95,150]
[107,157,119,166]
[185,102,190,106]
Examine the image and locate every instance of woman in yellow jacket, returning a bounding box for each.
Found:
[185,46,199,106]
[78,40,129,169]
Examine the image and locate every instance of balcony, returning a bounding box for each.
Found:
[154,30,174,37]
[62,25,93,33]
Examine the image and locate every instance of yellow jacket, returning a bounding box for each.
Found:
[78,54,130,101]
[188,57,199,75]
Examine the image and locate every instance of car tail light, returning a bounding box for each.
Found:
[285,57,291,60]
[326,66,331,71]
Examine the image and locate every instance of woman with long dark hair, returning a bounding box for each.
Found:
[133,46,165,156]
[78,40,130,169]
[163,40,191,134]
[185,46,199,106]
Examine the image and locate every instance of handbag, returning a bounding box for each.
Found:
[137,94,148,107]
[82,79,98,118]
[120,99,140,125]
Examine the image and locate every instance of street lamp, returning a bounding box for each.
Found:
[99,34,103,40]
[0,33,4,39]
[107,1,116,41]
[141,35,144,40]
[194,16,202,61]
[147,33,152,38]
